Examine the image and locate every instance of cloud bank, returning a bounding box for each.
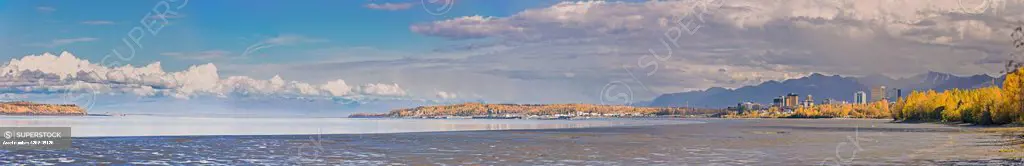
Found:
[0,52,414,103]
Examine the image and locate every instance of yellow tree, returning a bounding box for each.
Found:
[1004,67,1024,119]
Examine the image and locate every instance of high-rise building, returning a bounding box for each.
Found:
[896,89,902,100]
[803,95,815,107]
[871,86,887,102]
[785,93,799,108]
[855,91,868,104]
[773,97,784,107]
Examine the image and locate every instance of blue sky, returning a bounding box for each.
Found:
[0,0,1018,115]
[0,0,561,70]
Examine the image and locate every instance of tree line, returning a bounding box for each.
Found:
[725,67,1024,125]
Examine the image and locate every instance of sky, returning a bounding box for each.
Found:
[0,0,1022,115]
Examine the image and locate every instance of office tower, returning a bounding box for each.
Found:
[785,93,799,108]
[855,91,868,104]
[871,86,887,102]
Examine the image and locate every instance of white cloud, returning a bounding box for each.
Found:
[358,83,407,96]
[0,51,413,103]
[436,91,457,99]
[320,79,352,96]
[365,2,414,11]
[26,37,98,48]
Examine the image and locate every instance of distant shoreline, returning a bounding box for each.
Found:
[0,113,89,116]
[350,102,726,119]
[0,101,87,116]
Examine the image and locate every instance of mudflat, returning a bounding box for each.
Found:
[383,118,1018,165]
[1,118,1018,165]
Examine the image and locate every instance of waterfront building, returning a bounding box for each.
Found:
[855,91,868,104]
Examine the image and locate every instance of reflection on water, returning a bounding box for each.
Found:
[0,116,699,137]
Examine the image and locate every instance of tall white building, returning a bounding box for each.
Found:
[855,91,868,104]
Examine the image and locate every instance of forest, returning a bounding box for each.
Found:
[891,68,1024,125]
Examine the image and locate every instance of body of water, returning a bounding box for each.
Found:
[0,116,705,165]
[0,116,700,137]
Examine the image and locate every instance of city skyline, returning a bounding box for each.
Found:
[751,86,902,109]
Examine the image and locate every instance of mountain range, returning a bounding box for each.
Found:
[648,72,1003,108]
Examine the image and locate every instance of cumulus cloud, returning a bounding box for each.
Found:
[320,79,352,96]
[365,2,414,11]
[436,91,457,99]
[0,51,411,102]
[357,83,407,96]
[401,0,1024,101]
